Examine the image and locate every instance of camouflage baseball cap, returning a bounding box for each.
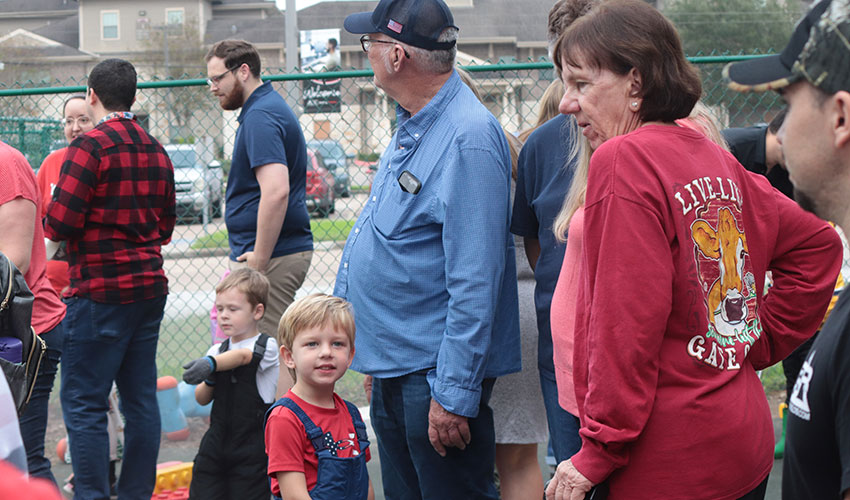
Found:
[724,0,850,94]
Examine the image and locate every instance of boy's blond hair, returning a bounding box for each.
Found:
[278,294,356,381]
[215,268,269,309]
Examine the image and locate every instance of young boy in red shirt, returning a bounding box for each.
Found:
[265,294,373,500]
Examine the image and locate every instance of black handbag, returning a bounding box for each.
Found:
[0,251,46,416]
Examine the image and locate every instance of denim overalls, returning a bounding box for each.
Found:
[265,397,370,500]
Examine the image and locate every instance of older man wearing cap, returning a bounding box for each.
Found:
[333,0,520,498]
[726,1,850,499]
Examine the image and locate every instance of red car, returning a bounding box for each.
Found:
[305,149,335,217]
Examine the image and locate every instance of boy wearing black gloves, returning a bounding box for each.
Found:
[181,268,280,499]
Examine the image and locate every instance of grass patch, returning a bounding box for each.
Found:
[761,362,786,394]
[335,370,367,408]
[311,219,355,241]
[191,230,229,249]
[157,314,212,378]
[191,219,355,249]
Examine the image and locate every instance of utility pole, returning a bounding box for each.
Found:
[153,24,175,140]
[284,0,301,114]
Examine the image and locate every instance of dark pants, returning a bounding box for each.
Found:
[540,367,582,462]
[19,322,63,486]
[190,455,269,500]
[61,296,166,500]
[737,476,768,500]
[371,372,498,500]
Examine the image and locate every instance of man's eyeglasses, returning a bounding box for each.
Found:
[63,116,91,127]
[360,35,410,59]
[207,66,239,86]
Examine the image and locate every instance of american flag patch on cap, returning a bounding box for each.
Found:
[387,19,403,33]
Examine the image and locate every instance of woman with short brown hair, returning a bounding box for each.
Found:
[545,1,843,499]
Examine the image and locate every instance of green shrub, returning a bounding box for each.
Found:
[761,363,786,394]
[357,152,380,162]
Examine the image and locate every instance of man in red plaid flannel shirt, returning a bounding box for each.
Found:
[45,58,176,500]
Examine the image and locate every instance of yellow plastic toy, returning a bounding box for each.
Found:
[153,462,193,495]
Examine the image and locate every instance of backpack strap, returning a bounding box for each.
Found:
[218,338,230,354]
[252,334,270,365]
[344,400,370,451]
[265,397,327,454]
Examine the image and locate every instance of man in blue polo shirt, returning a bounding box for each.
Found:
[335,0,520,498]
[205,40,313,393]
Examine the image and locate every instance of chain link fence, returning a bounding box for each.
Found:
[0,56,783,377]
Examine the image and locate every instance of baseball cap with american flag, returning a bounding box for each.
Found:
[344,0,459,51]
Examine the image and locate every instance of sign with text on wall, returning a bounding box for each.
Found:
[301,28,342,114]
[302,79,341,114]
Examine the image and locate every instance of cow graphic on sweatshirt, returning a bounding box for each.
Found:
[691,205,760,346]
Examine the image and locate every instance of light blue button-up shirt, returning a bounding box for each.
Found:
[334,71,520,417]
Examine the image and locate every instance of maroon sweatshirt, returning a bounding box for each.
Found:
[570,125,841,499]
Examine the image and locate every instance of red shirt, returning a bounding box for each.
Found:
[36,148,70,294]
[569,125,842,499]
[0,461,63,500]
[0,141,65,334]
[550,206,583,416]
[265,390,370,495]
[44,116,176,304]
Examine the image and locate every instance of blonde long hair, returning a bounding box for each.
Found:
[553,125,589,243]
[552,102,728,242]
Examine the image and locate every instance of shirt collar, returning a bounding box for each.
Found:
[97,111,135,126]
[395,70,462,150]
[237,81,272,124]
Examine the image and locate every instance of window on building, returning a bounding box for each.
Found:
[102,11,119,40]
[166,8,184,36]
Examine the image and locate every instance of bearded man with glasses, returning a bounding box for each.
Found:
[203,41,313,389]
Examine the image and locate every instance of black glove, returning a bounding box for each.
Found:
[182,356,217,385]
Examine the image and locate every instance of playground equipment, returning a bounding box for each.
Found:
[152,461,192,499]
[156,376,211,441]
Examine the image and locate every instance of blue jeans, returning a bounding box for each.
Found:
[539,368,581,463]
[370,372,498,500]
[61,296,166,500]
[19,322,63,485]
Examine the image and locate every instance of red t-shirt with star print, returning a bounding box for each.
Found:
[265,390,370,495]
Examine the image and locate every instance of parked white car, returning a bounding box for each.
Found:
[164,144,223,223]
